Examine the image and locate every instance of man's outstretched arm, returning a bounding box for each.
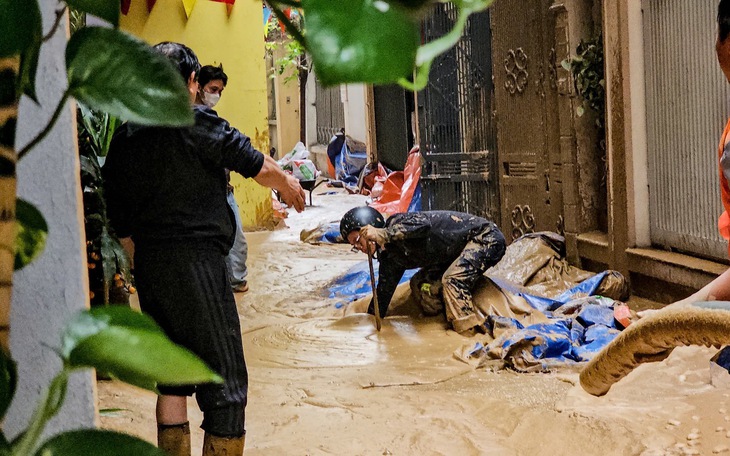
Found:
[253,154,306,212]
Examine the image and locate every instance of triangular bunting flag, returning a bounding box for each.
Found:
[226,3,234,16]
[121,0,131,15]
[182,0,197,17]
[279,8,291,32]
[147,0,157,12]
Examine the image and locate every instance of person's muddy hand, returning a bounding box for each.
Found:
[278,175,306,212]
[360,225,390,250]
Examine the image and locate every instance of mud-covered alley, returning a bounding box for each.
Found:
[95,191,730,456]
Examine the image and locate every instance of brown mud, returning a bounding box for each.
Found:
[99,192,730,456]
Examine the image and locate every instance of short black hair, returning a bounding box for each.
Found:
[720,0,730,42]
[198,64,228,88]
[153,42,201,83]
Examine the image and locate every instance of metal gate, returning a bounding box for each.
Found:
[643,0,729,260]
[418,4,500,222]
[314,79,345,144]
[491,0,562,241]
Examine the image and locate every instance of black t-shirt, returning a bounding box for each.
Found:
[102,105,265,253]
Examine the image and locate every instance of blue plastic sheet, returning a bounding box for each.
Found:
[327,260,418,308]
[319,222,342,243]
[483,272,625,370]
[335,141,367,187]
[406,183,422,212]
[489,271,612,314]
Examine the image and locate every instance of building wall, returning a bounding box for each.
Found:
[121,0,274,229]
[579,0,728,304]
[273,40,301,157]
[5,6,96,438]
[342,84,368,143]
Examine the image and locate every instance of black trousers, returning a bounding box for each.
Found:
[135,241,248,438]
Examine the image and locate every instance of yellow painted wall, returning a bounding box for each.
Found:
[273,40,301,156]
[120,0,275,230]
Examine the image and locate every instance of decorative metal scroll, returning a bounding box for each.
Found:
[504,48,528,95]
[510,205,535,240]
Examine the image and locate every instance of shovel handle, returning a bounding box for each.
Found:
[367,249,382,331]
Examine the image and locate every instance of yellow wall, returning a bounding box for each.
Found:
[120,0,275,230]
[273,39,301,156]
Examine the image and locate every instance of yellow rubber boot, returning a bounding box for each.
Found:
[202,433,245,456]
[157,422,191,456]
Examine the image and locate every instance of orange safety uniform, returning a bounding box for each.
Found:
[718,119,730,254]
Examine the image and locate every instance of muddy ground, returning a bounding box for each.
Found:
[100,191,730,455]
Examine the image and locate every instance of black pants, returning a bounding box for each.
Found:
[135,241,248,438]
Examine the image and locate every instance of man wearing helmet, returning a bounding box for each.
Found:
[340,207,506,333]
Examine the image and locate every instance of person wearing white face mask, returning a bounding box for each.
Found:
[196,64,250,294]
[197,64,226,108]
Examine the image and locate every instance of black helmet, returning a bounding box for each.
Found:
[340,206,386,240]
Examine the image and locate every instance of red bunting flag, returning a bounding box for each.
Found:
[121,0,131,14]
[147,0,157,11]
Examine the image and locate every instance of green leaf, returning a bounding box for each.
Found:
[560,59,571,71]
[70,328,222,392]
[98,408,128,417]
[0,0,42,58]
[18,39,41,102]
[33,429,164,456]
[62,307,223,393]
[302,0,420,85]
[100,228,117,286]
[61,306,160,358]
[0,431,9,452]
[0,350,16,422]
[399,0,494,91]
[11,371,69,456]
[66,27,194,127]
[65,0,120,27]
[14,199,48,271]
[576,105,585,117]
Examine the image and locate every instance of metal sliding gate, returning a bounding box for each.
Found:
[643,0,730,260]
[418,4,500,223]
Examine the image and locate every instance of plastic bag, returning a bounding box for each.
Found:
[278,142,310,170]
[291,159,319,181]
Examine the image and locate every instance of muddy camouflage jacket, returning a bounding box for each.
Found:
[371,211,499,317]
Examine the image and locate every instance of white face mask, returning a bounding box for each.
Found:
[203,92,220,108]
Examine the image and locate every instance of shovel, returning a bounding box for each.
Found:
[367,248,382,331]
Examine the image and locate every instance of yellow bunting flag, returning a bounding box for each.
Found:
[182,0,197,17]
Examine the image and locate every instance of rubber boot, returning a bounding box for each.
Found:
[157,422,191,456]
[202,433,245,456]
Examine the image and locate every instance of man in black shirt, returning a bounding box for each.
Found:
[341,208,506,333]
[103,42,304,456]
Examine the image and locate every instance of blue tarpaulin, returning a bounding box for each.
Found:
[489,271,612,314]
[325,251,626,371]
[481,275,624,370]
[327,260,418,308]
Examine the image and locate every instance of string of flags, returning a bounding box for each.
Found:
[121,0,237,18]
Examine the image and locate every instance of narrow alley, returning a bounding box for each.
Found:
[100,191,730,456]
